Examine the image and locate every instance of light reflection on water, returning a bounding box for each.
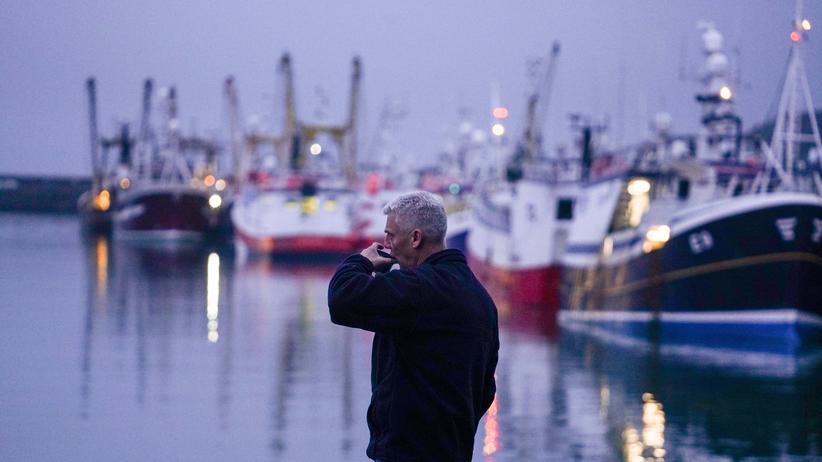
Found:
[0,215,819,461]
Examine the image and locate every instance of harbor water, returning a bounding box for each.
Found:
[1,214,819,461]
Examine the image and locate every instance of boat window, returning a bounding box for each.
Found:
[677,179,690,200]
[608,177,651,232]
[556,198,574,220]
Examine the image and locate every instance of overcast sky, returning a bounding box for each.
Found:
[1,0,820,176]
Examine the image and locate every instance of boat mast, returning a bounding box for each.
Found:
[223,76,245,186]
[694,22,740,162]
[768,0,822,192]
[344,56,361,185]
[137,78,154,181]
[281,53,297,169]
[86,77,101,193]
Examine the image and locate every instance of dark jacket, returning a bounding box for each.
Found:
[328,249,499,462]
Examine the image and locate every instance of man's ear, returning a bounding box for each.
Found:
[411,229,423,249]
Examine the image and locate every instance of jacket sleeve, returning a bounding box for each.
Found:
[327,254,422,333]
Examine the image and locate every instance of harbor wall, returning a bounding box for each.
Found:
[0,175,90,214]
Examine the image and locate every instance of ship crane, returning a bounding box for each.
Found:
[225,53,362,187]
[524,40,561,161]
[507,41,560,181]
[227,53,300,184]
[298,56,362,186]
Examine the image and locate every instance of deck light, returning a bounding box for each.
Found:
[643,225,670,253]
[790,31,801,42]
[119,177,131,189]
[801,19,811,31]
[491,123,505,137]
[310,143,322,155]
[95,189,111,211]
[209,193,222,209]
[719,85,733,100]
[215,179,226,191]
[492,107,509,119]
[627,178,651,196]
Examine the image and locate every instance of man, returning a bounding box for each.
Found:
[328,191,499,462]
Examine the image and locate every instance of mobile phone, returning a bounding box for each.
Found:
[376,249,396,260]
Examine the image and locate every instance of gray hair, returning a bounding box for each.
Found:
[383,191,447,243]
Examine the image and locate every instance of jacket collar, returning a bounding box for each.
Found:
[422,248,466,266]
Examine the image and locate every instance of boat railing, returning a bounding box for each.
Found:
[474,190,511,232]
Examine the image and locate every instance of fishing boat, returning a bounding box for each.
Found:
[231,54,365,257]
[113,83,229,244]
[232,175,363,256]
[560,16,822,354]
[466,41,627,307]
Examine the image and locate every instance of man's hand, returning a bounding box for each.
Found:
[361,242,396,273]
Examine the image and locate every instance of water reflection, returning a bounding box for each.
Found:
[206,252,220,343]
[73,235,372,460]
[1,215,817,461]
[561,329,822,461]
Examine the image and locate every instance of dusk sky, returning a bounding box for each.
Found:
[1,1,820,176]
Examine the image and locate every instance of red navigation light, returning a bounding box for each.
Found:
[492,107,509,119]
[790,31,801,42]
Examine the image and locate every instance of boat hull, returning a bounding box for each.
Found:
[231,188,363,257]
[234,226,362,258]
[562,193,822,353]
[114,186,219,243]
[468,255,562,307]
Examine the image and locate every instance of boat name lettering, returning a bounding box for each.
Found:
[688,230,713,254]
[775,217,797,241]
